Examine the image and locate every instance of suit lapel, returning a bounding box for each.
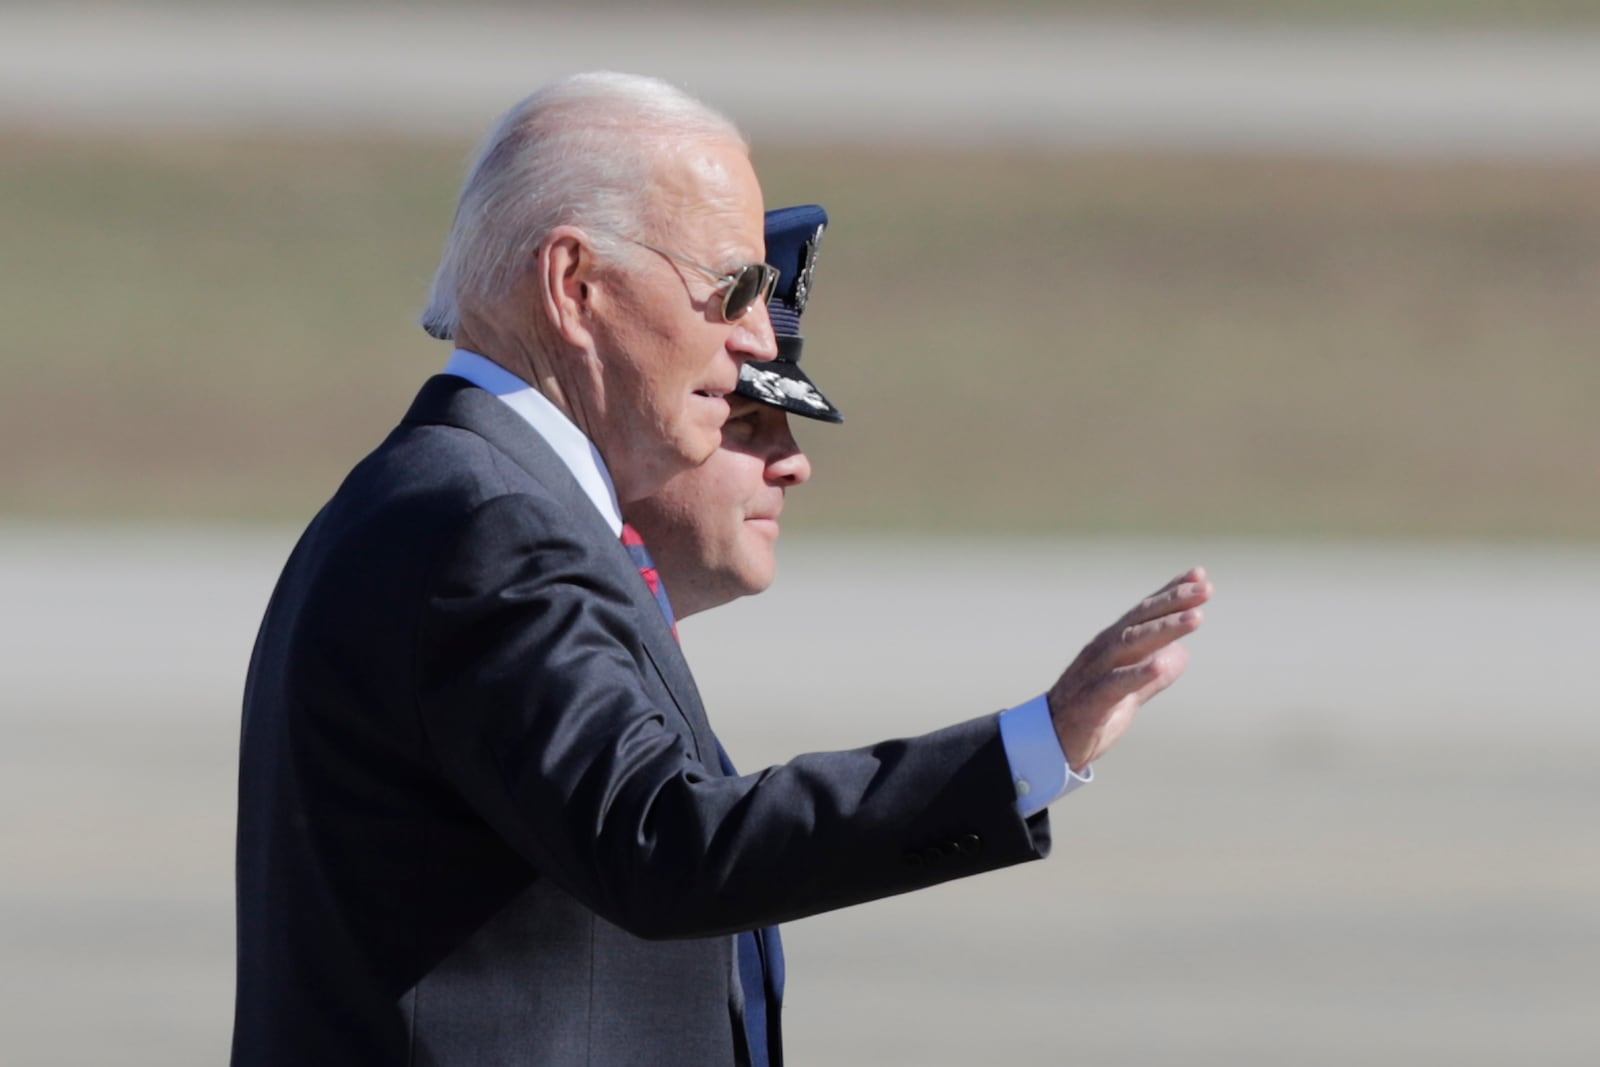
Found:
[402,375,719,761]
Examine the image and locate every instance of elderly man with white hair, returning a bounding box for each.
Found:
[232,72,1211,1067]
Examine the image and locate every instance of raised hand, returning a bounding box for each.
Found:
[1047,567,1212,771]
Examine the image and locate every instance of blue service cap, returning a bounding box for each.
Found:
[735,204,843,423]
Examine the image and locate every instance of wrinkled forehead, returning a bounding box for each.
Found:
[641,139,766,256]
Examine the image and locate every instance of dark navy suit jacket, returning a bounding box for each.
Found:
[232,376,1051,1066]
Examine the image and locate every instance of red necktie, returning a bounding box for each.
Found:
[620,522,678,641]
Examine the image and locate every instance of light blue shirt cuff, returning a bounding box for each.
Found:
[998,693,1092,818]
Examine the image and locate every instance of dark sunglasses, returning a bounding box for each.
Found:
[626,238,779,323]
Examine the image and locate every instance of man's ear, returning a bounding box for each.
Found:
[540,226,599,351]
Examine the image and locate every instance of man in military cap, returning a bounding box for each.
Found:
[623,204,841,620]
[605,206,841,1064]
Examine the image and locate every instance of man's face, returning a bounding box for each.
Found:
[623,396,812,619]
[588,140,778,504]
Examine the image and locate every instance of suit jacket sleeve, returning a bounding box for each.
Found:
[414,491,1050,941]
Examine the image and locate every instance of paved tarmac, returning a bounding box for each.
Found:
[6,6,1600,159]
[2,522,1596,1065]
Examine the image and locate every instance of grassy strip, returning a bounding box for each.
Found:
[4,131,1598,539]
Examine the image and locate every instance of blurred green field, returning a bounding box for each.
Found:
[3,131,1597,540]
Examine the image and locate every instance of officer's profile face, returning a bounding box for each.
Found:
[623,396,812,619]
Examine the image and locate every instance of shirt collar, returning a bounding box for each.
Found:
[442,348,623,535]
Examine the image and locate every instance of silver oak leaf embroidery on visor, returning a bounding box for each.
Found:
[741,365,830,411]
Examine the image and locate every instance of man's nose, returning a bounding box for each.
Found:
[729,301,778,364]
[767,436,811,487]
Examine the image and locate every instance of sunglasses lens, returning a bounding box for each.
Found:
[722,265,778,321]
[722,268,761,320]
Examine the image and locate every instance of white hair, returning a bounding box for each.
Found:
[419,71,747,340]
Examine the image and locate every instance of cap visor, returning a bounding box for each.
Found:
[734,359,843,423]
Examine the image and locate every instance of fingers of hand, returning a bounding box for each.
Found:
[1078,598,1201,677]
[1117,604,1204,663]
[1123,568,1213,631]
[1131,642,1190,702]
[1053,568,1209,732]
[1104,640,1190,703]
[1165,565,1207,591]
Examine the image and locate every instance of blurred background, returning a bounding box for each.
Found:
[2,2,1597,1064]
